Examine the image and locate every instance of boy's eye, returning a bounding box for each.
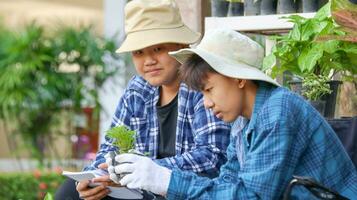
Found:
[205,87,212,92]
[132,50,143,55]
[153,47,162,52]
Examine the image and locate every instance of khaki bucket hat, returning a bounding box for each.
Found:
[116,0,201,53]
[169,28,280,87]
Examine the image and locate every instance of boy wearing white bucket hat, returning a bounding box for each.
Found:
[113,28,357,199]
[68,1,231,199]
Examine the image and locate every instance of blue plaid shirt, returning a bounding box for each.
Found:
[85,76,230,175]
[167,82,357,199]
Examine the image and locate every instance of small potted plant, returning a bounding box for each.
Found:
[105,125,138,183]
[106,126,136,154]
[302,74,332,115]
[263,2,357,118]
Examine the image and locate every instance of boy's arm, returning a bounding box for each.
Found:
[155,96,231,174]
[167,135,258,199]
[167,111,301,199]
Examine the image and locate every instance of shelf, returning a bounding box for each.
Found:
[205,12,316,35]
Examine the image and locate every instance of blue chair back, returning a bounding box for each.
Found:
[328,116,357,168]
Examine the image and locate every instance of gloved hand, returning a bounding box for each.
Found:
[114,153,172,196]
[104,151,121,184]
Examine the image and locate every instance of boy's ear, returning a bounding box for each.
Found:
[236,79,247,89]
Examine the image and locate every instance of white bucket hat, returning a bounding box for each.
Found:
[116,0,201,53]
[169,28,280,87]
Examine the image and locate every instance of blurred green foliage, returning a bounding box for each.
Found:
[0,22,121,166]
[0,170,65,200]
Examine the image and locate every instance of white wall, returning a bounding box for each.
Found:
[99,0,127,144]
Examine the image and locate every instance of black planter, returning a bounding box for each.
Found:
[309,100,326,116]
[211,0,229,17]
[288,79,303,96]
[261,0,277,15]
[321,81,342,119]
[298,0,318,13]
[317,0,328,9]
[277,0,297,14]
[288,80,342,118]
[244,0,261,16]
[227,2,244,16]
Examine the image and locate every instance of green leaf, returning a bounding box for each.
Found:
[289,24,301,41]
[298,46,323,73]
[262,53,276,72]
[44,193,54,200]
[320,40,340,54]
[300,21,317,41]
[315,2,331,20]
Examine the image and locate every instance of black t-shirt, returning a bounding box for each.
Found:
[156,93,178,159]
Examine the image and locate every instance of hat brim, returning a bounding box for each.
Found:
[169,48,280,87]
[116,25,201,53]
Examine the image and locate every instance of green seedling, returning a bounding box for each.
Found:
[106,126,136,154]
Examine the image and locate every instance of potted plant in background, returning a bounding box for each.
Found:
[301,74,332,115]
[263,2,357,118]
[227,0,245,16]
[277,0,297,14]
[244,0,261,15]
[211,0,230,17]
[298,0,319,13]
[260,0,277,15]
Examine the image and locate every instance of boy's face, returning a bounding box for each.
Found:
[131,43,184,87]
[202,72,244,122]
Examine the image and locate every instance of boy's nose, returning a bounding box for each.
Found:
[203,97,214,109]
[144,56,157,66]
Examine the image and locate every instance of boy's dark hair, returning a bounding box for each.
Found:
[179,54,217,91]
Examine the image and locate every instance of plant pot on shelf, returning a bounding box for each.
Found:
[244,0,261,15]
[309,100,326,116]
[288,80,342,118]
[321,81,342,119]
[211,0,230,17]
[298,0,318,13]
[288,79,303,96]
[277,0,297,14]
[227,2,245,16]
[260,0,277,15]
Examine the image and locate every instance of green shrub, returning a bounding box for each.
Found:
[0,170,65,200]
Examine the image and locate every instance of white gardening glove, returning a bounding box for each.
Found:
[104,151,121,184]
[114,153,172,196]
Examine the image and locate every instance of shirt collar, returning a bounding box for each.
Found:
[246,82,276,132]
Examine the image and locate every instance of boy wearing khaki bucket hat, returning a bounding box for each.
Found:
[113,28,357,199]
[68,0,231,199]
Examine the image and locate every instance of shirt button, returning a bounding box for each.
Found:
[222,175,233,182]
